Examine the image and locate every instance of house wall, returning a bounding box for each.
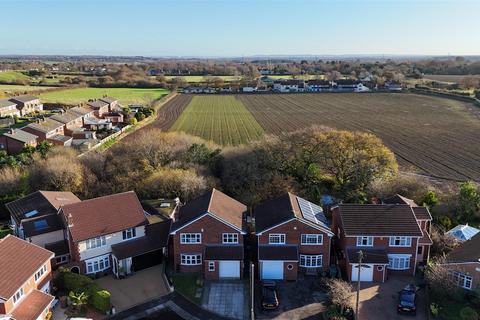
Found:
[446,262,480,290]
[78,225,145,261]
[172,214,244,274]
[21,127,48,142]
[0,104,20,117]
[0,135,36,155]
[27,229,64,248]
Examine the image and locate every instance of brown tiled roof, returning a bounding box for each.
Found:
[50,110,83,124]
[419,230,433,245]
[62,191,148,242]
[45,240,70,256]
[336,204,423,237]
[9,95,39,103]
[258,245,298,261]
[205,245,244,260]
[412,207,432,221]
[0,235,53,299]
[25,118,64,133]
[447,233,480,263]
[346,248,389,264]
[172,189,246,232]
[69,106,93,117]
[383,194,417,206]
[86,100,109,109]
[99,96,118,104]
[10,289,54,320]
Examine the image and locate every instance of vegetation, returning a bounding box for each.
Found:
[172,273,202,304]
[171,95,264,145]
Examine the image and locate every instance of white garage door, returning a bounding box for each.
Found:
[351,264,374,281]
[261,261,284,280]
[219,261,240,278]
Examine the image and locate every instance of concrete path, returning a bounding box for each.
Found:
[202,281,247,320]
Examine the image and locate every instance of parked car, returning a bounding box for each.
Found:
[261,280,279,310]
[397,284,417,315]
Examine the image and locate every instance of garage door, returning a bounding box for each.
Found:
[261,261,284,280]
[132,249,163,272]
[351,264,374,281]
[219,261,240,278]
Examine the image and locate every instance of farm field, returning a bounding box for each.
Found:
[40,87,169,105]
[0,71,31,83]
[0,84,58,95]
[170,95,264,145]
[423,74,478,83]
[164,75,243,83]
[238,93,480,181]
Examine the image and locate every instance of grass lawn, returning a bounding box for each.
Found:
[0,118,30,134]
[40,87,169,105]
[172,273,202,304]
[0,71,31,83]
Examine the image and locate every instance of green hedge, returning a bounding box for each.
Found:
[0,228,12,239]
[92,290,111,312]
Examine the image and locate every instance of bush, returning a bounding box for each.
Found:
[91,290,111,312]
[64,272,93,293]
[430,303,440,317]
[460,307,478,320]
[129,117,138,125]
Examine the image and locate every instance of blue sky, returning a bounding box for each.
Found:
[1,0,478,56]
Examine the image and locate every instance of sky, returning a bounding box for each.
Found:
[1,0,479,57]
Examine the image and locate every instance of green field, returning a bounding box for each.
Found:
[0,84,58,95]
[170,95,264,145]
[40,87,169,105]
[164,75,243,83]
[0,71,31,83]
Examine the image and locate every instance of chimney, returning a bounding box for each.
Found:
[9,128,15,135]
[67,213,74,228]
[171,197,182,222]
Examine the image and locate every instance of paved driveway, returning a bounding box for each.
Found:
[202,281,248,320]
[353,275,427,320]
[95,265,170,311]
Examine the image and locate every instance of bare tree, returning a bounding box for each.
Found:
[326,279,354,315]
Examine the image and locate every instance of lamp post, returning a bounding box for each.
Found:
[355,250,364,320]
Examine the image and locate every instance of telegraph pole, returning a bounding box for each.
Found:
[355,250,364,320]
[251,263,255,320]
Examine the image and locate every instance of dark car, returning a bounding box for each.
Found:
[261,281,279,310]
[397,284,417,315]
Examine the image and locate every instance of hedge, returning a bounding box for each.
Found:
[92,290,111,312]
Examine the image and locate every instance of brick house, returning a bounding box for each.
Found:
[0,99,20,117]
[8,95,43,116]
[61,191,170,277]
[22,118,73,146]
[254,193,334,280]
[86,100,110,118]
[0,128,38,154]
[6,191,81,267]
[332,204,426,282]
[99,96,119,111]
[443,233,480,290]
[0,235,54,320]
[170,189,247,280]
[50,109,88,136]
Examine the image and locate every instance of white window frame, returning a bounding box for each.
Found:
[387,254,411,270]
[222,233,239,244]
[180,233,202,244]
[86,236,106,250]
[180,254,202,265]
[86,254,110,274]
[208,261,215,271]
[122,228,136,240]
[299,254,323,268]
[269,234,286,245]
[450,271,473,290]
[356,236,373,247]
[389,236,412,247]
[34,264,47,282]
[301,234,323,245]
[12,287,24,305]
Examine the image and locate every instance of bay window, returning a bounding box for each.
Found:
[300,254,323,267]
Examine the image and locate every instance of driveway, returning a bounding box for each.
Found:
[202,281,248,320]
[95,265,170,311]
[353,275,427,320]
[255,278,327,320]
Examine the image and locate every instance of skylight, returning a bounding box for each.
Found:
[33,219,49,230]
[24,210,39,218]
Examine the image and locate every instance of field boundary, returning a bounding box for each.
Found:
[409,88,480,106]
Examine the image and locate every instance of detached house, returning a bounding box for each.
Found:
[443,233,480,290]
[332,203,428,282]
[8,95,43,116]
[170,189,247,280]
[0,99,20,117]
[62,191,170,277]
[0,128,38,155]
[0,235,54,320]
[22,118,72,146]
[86,100,110,118]
[50,110,87,136]
[254,193,334,280]
[273,80,303,93]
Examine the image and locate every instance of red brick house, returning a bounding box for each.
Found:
[0,235,54,320]
[443,233,480,290]
[332,203,426,282]
[254,193,334,280]
[170,189,247,280]
[86,100,110,118]
[0,128,38,154]
[22,118,72,146]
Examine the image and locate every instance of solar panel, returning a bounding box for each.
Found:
[33,219,49,230]
[25,209,39,218]
[296,196,327,226]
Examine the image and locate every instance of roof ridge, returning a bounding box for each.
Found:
[207,188,216,213]
[63,191,135,209]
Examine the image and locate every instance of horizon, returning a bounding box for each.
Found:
[1,0,479,57]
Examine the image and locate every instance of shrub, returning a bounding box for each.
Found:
[63,272,93,293]
[91,290,111,312]
[129,117,138,125]
[460,307,479,320]
[430,303,440,317]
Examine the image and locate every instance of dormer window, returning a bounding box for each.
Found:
[122,228,136,240]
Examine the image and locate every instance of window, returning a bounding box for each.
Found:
[222,233,239,244]
[181,254,202,265]
[13,287,24,304]
[417,246,423,254]
[208,261,215,271]
[34,264,47,282]
[300,255,323,267]
[269,234,286,244]
[122,228,136,240]
[56,256,68,264]
[180,233,201,244]
[86,236,106,250]
[356,236,373,247]
[301,234,323,245]
[450,271,473,289]
[86,255,110,274]
[388,255,411,270]
[389,236,412,247]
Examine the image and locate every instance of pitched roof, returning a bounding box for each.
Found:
[86,100,109,109]
[346,248,389,264]
[412,207,432,221]
[447,233,480,263]
[171,189,246,232]
[9,95,39,103]
[10,289,55,320]
[0,235,53,299]
[6,191,80,224]
[50,110,83,124]
[254,193,331,233]
[44,240,70,256]
[22,214,63,237]
[62,191,148,242]
[204,245,244,260]
[446,224,480,242]
[258,245,298,261]
[0,98,17,109]
[336,204,423,237]
[383,194,417,206]
[3,129,38,143]
[69,106,94,117]
[25,118,64,133]
[99,96,118,104]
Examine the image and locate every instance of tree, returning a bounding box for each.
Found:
[325,279,354,315]
[36,141,52,159]
[0,167,24,197]
[422,190,439,210]
[430,226,459,257]
[68,291,89,312]
[458,181,480,222]
[424,258,460,303]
